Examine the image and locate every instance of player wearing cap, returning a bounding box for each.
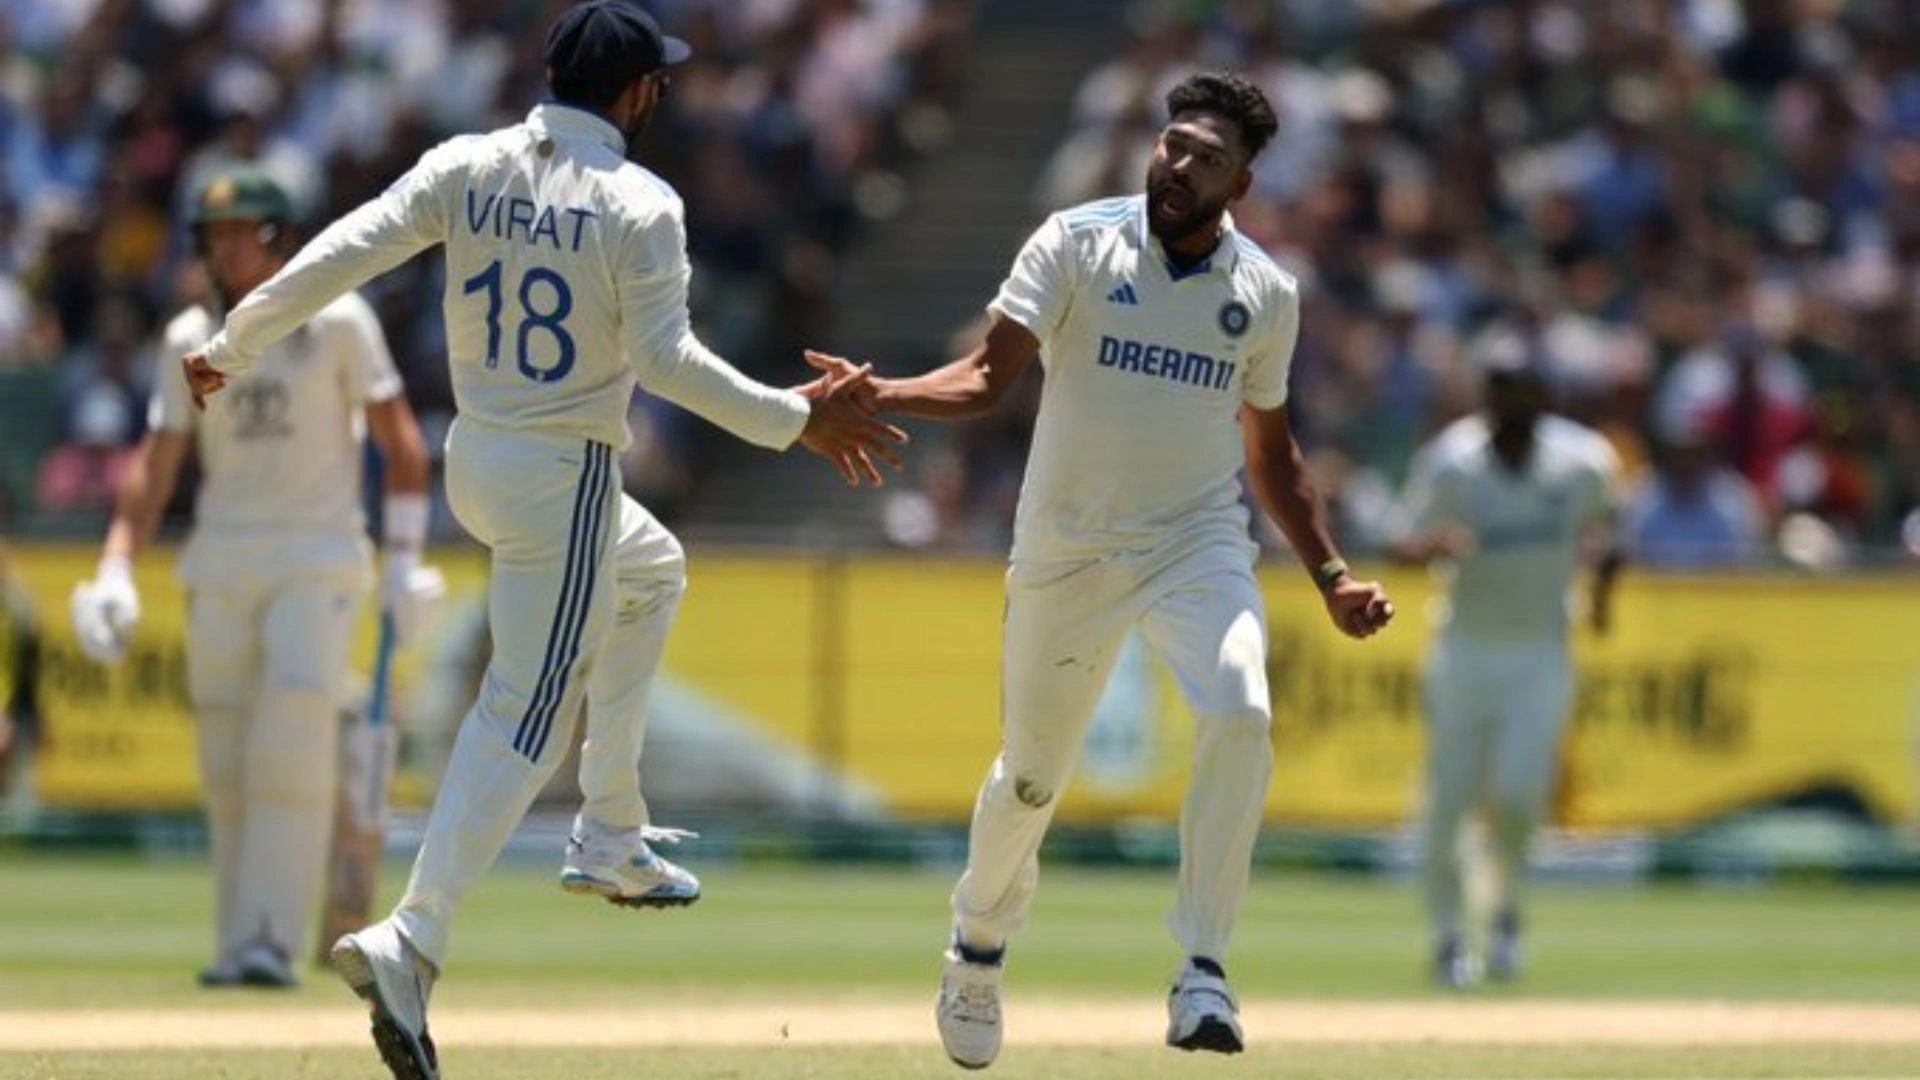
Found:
[70,166,438,989]
[1392,333,1623,989]
[177,3,904,1076]
[810,73,1394,1064]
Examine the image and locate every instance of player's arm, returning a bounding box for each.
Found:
[807,212,1067,421]
[1241,404,1393,639]
[366,395,431,555]
[102,430,192,563]
[1581,444,1627,634]
[808,314,1039,421]
[338,289,442,645]
[365,394,443,644]
[620,209,905,483]
[186,146,459,400]
[70,429,191,662]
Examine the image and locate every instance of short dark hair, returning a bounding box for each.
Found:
[1164,72,1278,161]
[549,69,632,110]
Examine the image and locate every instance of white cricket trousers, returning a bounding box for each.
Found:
[391,418,685,967]
[181,533,365,965]
[953,538,1274,963]
[1421,634,1573,938]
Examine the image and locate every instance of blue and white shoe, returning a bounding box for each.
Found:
[559,819,701,909]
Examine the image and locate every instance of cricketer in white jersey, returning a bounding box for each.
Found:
[811,73,1393,1066]
[179,5,902,1078]
[71,165,437,989]
[1394,346,1623,989]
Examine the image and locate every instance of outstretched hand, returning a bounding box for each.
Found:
[796,361,908,486]
[182,352,227,412]
[803,350,881,413]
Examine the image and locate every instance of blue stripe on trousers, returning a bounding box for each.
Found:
[512,445,596,755]
[513,443,609,759]
[522,444,611,761]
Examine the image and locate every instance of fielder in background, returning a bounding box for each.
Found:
[180,3,904,1077]
[1392,333,1623,990]
[70,166,439,989]
[811,72,1394,1066]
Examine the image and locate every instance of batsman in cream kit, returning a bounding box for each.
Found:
[71,166,439,990]
[180,2,900,1077]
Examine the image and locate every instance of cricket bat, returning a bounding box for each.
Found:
[318,612,398,966]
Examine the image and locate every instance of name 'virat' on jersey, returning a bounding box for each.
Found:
[989,196,1300,564]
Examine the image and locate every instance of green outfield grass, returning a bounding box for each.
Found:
[2,853,1917,1079]
[6,1045,1920,1080]
[2,853,1917,1006]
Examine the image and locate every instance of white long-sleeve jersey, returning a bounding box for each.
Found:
[200,104,809,451]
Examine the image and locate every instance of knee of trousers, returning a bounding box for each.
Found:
[617,559,687,621]
[192,704,248,796]
[982,755,1067,814]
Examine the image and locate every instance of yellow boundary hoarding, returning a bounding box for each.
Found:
[3,546,1914,828]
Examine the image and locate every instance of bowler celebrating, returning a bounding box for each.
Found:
[182,3,904,1077]
[812,72,1393,1065]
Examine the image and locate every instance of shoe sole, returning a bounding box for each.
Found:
[559,870,700,909]
[1168,1017,1243,1054]
[331,939,439,1080]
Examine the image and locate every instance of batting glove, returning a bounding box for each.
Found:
[381,550,445,650]
[71,555,141,664]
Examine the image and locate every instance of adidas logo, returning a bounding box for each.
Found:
[1106,282,1139,306]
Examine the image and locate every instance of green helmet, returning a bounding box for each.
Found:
[189,165,293,228]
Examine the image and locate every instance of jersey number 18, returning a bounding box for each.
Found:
[462,260,575,383]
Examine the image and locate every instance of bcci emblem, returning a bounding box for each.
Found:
[1218,300,1251,338]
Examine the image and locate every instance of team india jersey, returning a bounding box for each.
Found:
[200,104,807,452]
[1399,414,1621,642]
[991,195,1300,564]
[152,294,400,545]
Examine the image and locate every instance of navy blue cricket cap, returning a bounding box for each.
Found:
[544,0,692,89]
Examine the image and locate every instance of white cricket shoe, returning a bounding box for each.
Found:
[1165,960,1243,1054]
[235,939,298,989]
[331,920,438,1080]
[558,819,701,908]
[935,945,1004,1069]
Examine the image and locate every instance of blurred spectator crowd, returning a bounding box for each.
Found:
[0,0,969,532]
[905,0,1920,569]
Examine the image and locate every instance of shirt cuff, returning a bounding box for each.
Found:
[202,333,255,377]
